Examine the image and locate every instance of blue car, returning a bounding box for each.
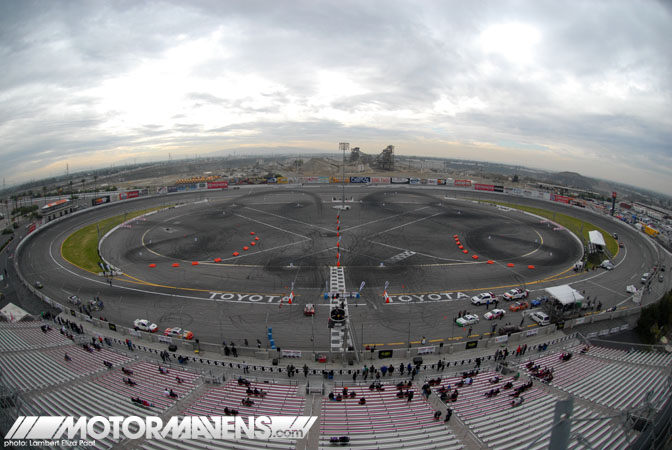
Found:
[530,296,548,307]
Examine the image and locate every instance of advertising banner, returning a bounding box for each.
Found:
[119,190,140,200]
[370,177,391,184]
[349,176,371,184]
[207,181,229,189]
[494,185,504,193]
[156,187,168,194]
[92,195,111,206]
[416,346,435,355]
[454,179,471,187]
[167,186,178,193]
[552,194,571,204]
[474,183,495,191]
[437,179,447,185]
[330,177,350,183]
[537,191,551,200]
[426,179,437,185]
[277,177,288,184]
[302,177,319,184]
[494,335,509,344]
[281,350,302,358]
[318,176,330,184]
[409,178,420,185]
[391,177,410,184]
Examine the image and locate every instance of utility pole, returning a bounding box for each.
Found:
[339,143,349,208]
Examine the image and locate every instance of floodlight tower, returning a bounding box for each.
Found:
[339,143,349,208]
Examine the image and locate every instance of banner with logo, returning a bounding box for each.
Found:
[92,195,111,206]
[349,176,371,184]
[454,179,471,187]
[474,183,495,191]
[391,177,410,184]
[207,181,229,189]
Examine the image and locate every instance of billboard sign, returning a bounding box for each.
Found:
[370,177,390,184]
[437,179,447,185]
[391,177,410,184]
[119,191,139,200]
[349,176,371,184]
[474,183,495,191]
[409,178,421,185]
[207,181,229,189]
[92,195,111,206]
[454,179,471,187]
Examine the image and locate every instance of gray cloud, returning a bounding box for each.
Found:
[0,0,670,193]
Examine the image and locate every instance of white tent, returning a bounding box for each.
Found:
[545,285,584,306]
[588,230,606,248]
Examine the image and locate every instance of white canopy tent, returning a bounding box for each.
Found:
[588,230,606,248]
[545,285,584,306]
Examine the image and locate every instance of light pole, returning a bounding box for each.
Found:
[339,143,349,208]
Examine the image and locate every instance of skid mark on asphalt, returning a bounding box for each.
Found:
[242,207,332,233]
[340,206,431,232]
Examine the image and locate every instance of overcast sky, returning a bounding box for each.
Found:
[1,0,671,193]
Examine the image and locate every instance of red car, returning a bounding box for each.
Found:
[509,301,530,312]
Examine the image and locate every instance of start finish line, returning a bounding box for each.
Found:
[384,292,470,303]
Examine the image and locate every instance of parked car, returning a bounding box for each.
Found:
[626,285,637,294]
[640,273,650,284]
[133,319,158,333]
[661,264,666,272]
[164,327,194,340]
[471,292,497,305]
[503,288,529,301]
[530,296,548,307]
[509,301,530,312]
[456,314,479,327]
[529,311,550,326]
[498,325,522,336]
[600,260,614,270]
[660,274,665,283]
[484,309,506,320]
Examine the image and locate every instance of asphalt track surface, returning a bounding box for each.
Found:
[16,186,670,351]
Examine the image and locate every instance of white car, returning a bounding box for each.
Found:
[456,314,479,327]
[641,273,650,284]
[529,311,550,326]
[133,319,158,333]
[484,309,506,320]
[164,327,194,340]
[471,292,497,305]
[600,260,614,270]
[626,285,637,294]
[503,288,529,301]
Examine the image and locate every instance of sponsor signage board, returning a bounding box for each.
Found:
[92,196,111,206]
[391,177,410,184]
[207,181,229,189]
[349,176,371,183]
[474,183,495,191]
[454,179,471,187]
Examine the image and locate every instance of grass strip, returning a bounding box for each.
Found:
[481,201,619,257]
[62,206,165,272]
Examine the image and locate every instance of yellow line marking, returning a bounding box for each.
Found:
[429,339,444,343]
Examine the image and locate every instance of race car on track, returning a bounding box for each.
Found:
[503,288,529,301]
[509,301,530,312]
[471,292,497,305]
[530,296,548,307]
[133,319,158,333]
[456,314,479,327]
[484,309,506,320]
[164,327,194,340]
[304,304,315,316]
